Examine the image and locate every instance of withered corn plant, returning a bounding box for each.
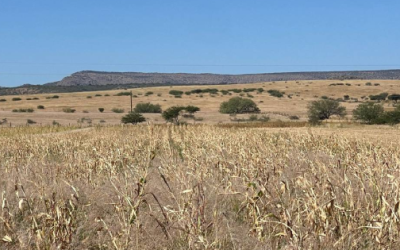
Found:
[0,124,400,249]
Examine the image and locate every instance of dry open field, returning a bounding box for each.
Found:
[0,79,399,125]
[0,124,400,249]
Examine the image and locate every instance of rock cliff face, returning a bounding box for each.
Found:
[46,69,400,86]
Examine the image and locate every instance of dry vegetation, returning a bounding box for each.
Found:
[1,79,400,125]
[1,124,400,249]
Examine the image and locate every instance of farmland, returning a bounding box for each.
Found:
[0,124,400,249]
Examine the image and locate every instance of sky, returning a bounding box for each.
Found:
[1,0,400,87]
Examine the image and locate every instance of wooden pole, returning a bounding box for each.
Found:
[130,91,133,112]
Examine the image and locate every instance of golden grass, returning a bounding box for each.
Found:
[0,79,399,125]
[1,124,400,249]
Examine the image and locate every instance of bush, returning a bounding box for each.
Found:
[219,97,260,114]
[111,108,124,113]
[87,96,92,99]
[32,97,39,100]
[169,90,183,96]
[378,108,400,125]
[95,94,102,97]
[63,107,76,113]
[37,105,45,109]
[267,90,284,98]
[249,114,258,121]
[258,115,270,122]
[0,99,6,102]
[145,91,154,96]
[307,99,347,125]
[52,120,60,126]
[115,92,131,96]
[121,112,146,124]
[289,115,300,120]
[98,108,105,113]
[353,102,384,124]
[321,96,329,100]
[388,94,400,103]
[134,103,162,113]
[27,119,36,124]
[369,93,388,101]
[12,97,22,101]
[13,108,34,113]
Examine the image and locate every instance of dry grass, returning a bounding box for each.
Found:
[1,124,400,249]
[1,79,400,125]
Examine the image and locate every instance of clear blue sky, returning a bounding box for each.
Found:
[1,0,399,87]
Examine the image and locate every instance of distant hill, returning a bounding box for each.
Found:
[47,69,400,86]
[1,69,400,95]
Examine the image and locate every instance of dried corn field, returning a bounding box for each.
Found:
[1,125,400,249]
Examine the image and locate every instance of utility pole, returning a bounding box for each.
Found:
[130,91,133,112]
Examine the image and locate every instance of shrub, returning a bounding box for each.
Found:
[249,114,258,121]
[52,120,60,126]
[83,110,89,113]
[267,90,284,98]
[98,108,105,113]
[145,91,154,96]
[134,103,162,113]
[321,96,328,100]
[343,95,350,100]
[32,97,39,100]
[37,105,45,109]
[307,99,347,125]
[13,108,34,113]
[112,108,125,113]
[105,94,110,96]
[27,119,36,124]
[12,97,22,101]
[87,96,92,99]
[219,97,260,114]
[121,112,146,124]
[169,90,183,96]
[353,102,384,124]
[369,93,388,101]
[388,94,400,103]
[63,107,76,113]
[365,82,372,86]
[228,89,242,93]
[95,94,102,97]
[378,107,400,125]
[0,99,6,102]
[289,115,300,120]
[115,92,131,96]
[26,98,32,100]
[77,117,92,124]
[258,115,270,122]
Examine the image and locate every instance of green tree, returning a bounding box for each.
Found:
[162,106,186,124]
[353,102,384,124]
[307,99,346,124]
[121,112,146,124]
[219,97,260,114]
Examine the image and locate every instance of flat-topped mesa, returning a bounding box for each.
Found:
[46,69,400,87]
